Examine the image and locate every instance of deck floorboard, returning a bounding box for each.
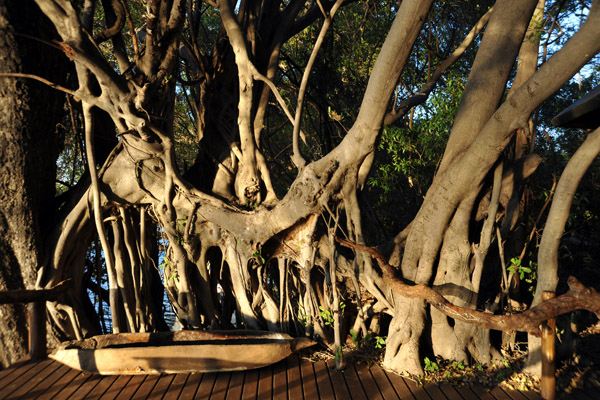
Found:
[0,355,561,399]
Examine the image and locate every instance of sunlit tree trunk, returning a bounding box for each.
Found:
[0,0,66,368]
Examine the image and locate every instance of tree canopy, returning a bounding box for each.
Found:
[1,0,600,376]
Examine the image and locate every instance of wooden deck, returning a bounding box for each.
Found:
[0,354,587,400]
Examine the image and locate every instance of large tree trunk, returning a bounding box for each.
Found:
[9,0,600,378]
[384,0,540,374]
[0,0,66,368]
[384,0,600,374]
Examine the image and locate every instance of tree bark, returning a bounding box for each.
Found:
[527,126,600,375]
[0,0,66,368]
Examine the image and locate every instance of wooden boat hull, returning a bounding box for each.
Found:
[49,330,315,375]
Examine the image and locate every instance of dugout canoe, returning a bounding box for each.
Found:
[49,330,316,375]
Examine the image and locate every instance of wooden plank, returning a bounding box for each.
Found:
[196,372,218,400]
[488,387,513,400]
[353,363,383,400]
[24,363,72,399]
[4,359,62,399]
[422,383,449,400]
[287,356,305,400]
[437,383,466,400]
[368,366,399,400]
[131,374,161,399]
[256,365,273,400]
[147,374,177,400]
[300,358,319,400]
[98,375,132,399]
[54,366,102,400]
[382,369,417,400]
[83,375,119,400]
[210,372,232,400]
[504,387,543,400]
[0,357,54,397]
[179,372,204,400]
[492,386,529,400]
[452,386,481,400]
[241,368,259,400]
[272,358,288,400]
[519,389,544,400]
[162,373,190,400]
[225,370,245,400]
[314,360,336,400]
[399,378,432,400]
[470,384,498,400]
[340,362,367,400]
[326,360,352,400]
[115,374,148,399]
[0,358,35,389]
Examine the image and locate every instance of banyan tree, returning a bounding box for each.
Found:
[2,0,600,375]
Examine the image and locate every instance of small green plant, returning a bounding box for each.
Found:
[334,345,343,362]
[448,360,465,370]
[475,363,484,371]
[318,301,346,327]
[424,357,439,373]
[176,216,187,229]
[296,303,311,327]
[374,335,386,349]
[556,327,565,343]
[507,258,538,294]
[252,249,265,264]
[159,258,169,270]
[175,217,188,245]
[158,258,178,282]
[349,329,359,345]
[318,306,335,326]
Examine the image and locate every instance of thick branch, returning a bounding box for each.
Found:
[0,280,72,304]
[533,126,600,306]
[0,72,76,96]
[383,6,493,126]
[337,238,600,336]
[291,0,345,170]
[94,0,126,44]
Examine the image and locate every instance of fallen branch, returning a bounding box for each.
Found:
[0,279,72,304]
[337,238,600,336]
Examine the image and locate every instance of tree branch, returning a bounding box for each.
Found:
[533,126,600,307]
[384,6,493,125]
[337,238,600,336]
[0,72,76,96]
[0,280,72,304]
[94,0,126,44]
[291,0,345,170]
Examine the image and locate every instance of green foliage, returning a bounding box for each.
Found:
[373,335,386,349]
[507,258,537,294]
[349,328,359,345]
[252,249,265,265]
[159,258,178,282]
[448,360,465,370]
[334,345,343,362]
[423,357,439,373]
[367,74,465,233]
[318,305,335,326]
